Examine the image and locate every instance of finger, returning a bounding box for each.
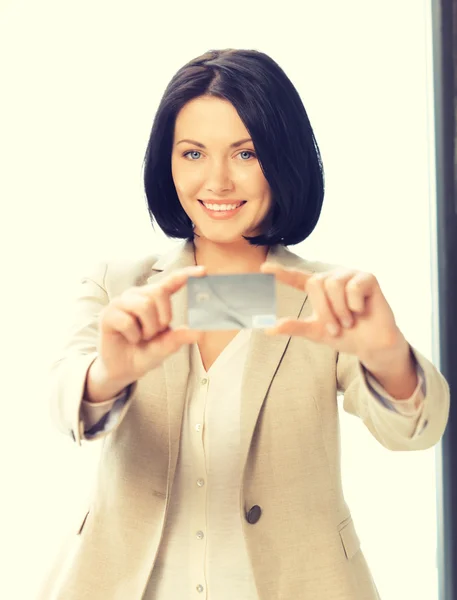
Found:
[265,317,321,340]
[260,263,313,291]
[150,326,203,358]
[170,326,204,348]
[133,266,206,335]
[148,287,172,333]
[306,274,342,336]
[145,266,207,297]
[116,292,161,340]
[323,272,356,328]
[102,306,142,345]
[345,272,378,313]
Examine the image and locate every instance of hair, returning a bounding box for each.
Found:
[143,48,325,246]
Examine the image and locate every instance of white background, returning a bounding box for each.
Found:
[0,1,443,598]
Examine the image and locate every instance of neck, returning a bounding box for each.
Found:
[193,237,270,275]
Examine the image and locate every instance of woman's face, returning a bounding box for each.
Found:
[171,95,272,245]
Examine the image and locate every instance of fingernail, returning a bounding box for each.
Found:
[327,323,339,336]
[342,318,353,329]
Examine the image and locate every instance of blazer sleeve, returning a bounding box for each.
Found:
[48,262,137,446]
[336,344,450,450]
[80,384,133,439]
[364,364,426,415]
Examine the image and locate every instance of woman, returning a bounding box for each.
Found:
[42,49,450,600]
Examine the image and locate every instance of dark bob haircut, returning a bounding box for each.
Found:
[143,48,324,246]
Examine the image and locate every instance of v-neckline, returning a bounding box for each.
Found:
[195,328,253,376]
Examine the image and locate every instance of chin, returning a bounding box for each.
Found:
[200,233,244,245]
[191,206,265,239]
[195,227,252,245]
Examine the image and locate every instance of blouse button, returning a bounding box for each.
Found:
[246,505,262,524]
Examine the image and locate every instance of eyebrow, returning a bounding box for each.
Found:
[175,137,253,149]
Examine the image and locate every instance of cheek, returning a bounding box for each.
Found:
[258,171,272,203]
[172,166,201,197]
[252,177,272,208]
[240,167,270,196]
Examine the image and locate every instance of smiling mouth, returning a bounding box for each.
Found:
[198,200,246,212]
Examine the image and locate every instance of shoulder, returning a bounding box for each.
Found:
[83,240,193,298]
[107,254,161,288]
[81,253,162,298]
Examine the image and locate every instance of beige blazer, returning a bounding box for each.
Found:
[40,241,450,600]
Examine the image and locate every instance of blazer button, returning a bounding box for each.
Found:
[246,505,262,524]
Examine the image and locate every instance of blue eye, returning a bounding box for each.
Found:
[182,149,256,161]
[239,150,256,160]
[184,151,202,160]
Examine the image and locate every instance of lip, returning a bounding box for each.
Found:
[200,199,245,204]
[198,199,246,220]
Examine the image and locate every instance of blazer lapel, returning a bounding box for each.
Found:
[146,241,196,486]
[239,245,312,473]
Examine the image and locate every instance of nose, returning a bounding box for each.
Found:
[204,160,235,195]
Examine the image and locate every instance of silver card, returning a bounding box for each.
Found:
[187,273,276,330]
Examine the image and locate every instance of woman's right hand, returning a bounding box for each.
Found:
[86,265,206,402]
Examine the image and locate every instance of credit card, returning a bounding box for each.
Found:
[187,273,276,330]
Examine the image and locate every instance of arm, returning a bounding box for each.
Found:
[260,262,450,451]
[48,262,136,446]
[364,359,426,417]
[80,384,133,439]
[337,344,449,450]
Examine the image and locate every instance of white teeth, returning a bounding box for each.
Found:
[203,202,242,211]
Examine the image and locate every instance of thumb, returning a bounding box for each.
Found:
[153,326,203,358]
[171,326,204,347]
[266,317,322,341]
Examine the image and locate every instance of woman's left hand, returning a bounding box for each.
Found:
[260,262,407,362]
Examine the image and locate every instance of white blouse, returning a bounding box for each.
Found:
[142,328,258,599]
